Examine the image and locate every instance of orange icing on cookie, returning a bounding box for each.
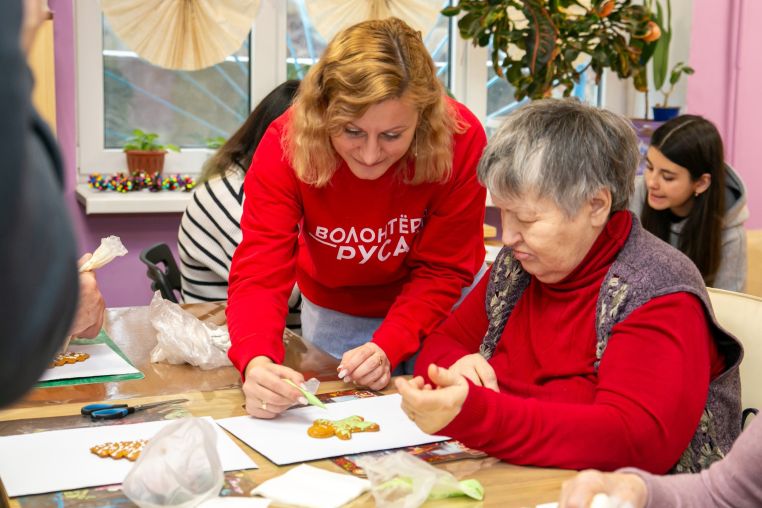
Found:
[50,351,90,368]
[90,440,147,461]
[307,416,380,440]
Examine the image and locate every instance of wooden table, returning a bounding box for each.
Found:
[0,304,575,507]
[13,302,342,409]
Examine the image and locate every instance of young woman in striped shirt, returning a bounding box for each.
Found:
[178,81,300,303]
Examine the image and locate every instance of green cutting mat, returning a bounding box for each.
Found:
[36,329,144,388]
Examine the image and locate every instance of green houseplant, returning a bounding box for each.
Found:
[645,0,694,120]
[442,0,656,101]
[205,136,226,150]
[122,129,180,178]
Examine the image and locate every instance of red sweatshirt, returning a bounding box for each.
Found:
[415,211,725,473]
[227,99,487,373]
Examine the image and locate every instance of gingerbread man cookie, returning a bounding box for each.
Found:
[90,440,147,461]
[50,351,90,368]
[307,415,380,440]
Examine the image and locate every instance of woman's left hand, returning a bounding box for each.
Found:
[395,363,469,434]
[449,353,499,392]
[338,342,391,390]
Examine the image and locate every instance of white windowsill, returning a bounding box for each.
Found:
[75,184,191,214]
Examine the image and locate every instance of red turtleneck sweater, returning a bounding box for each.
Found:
[415,211,725,473]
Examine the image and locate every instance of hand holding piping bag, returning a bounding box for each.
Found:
[78,235,128,272]
[61,236,127,350]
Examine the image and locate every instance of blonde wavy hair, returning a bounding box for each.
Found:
[285,17,464,187]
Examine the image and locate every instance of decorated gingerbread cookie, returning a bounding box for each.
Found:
[50,351,90,368]
[307,415,380,440]
[90,440,147,461]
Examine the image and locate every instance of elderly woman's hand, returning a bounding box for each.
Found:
[395,364,469,434]
[448,353,499,392]
[338,342,391,390]
[559,470,647,508]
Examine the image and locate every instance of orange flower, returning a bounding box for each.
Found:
[642,21,662,42]
[598,0,615,18]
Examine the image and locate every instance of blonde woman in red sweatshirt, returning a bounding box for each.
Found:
[226,18,487,418]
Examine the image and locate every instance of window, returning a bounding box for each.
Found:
[75,0,605,180]
[285,0,452,88]
[76,0,256,176]
[102,18,250,150]
[484,43,601,137]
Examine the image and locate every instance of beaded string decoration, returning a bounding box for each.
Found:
[88,172,196,193]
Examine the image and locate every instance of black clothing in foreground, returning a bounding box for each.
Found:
[0,0,79,406]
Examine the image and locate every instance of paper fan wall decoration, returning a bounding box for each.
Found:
[101,0,260,71]
[305,0,443,42]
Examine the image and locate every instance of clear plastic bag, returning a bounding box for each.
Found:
[148,291,231,370]
[357,451,484,508]
[122,417,224,508]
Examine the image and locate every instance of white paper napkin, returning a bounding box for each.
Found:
[252,464,370,508]
[536,493,620,508]
[199,497,271,507]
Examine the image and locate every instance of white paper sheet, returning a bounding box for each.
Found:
[38,343,140,381]
[216,394,448,465]
[0,417,257,497]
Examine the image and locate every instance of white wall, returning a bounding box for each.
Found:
[604,0,694,118]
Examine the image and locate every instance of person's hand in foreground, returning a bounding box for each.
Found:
[338,342,390,390]
[67,253,106,338]
[395,363,469,434]
[243,356,307,418]
[448,353,499,392]
[560,469,648,508]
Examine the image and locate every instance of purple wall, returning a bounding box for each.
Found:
[51,0,182,307]
[687,0,762,227]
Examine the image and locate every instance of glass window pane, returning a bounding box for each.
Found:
[102,17,250,149]
[486,48,600,137]
[486,46,523,137]
[425,1,452,90]
[286,0,450,88]
[286,0,325,79]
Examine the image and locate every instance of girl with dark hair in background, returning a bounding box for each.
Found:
[632,115,748,291]
[178,80,300,302]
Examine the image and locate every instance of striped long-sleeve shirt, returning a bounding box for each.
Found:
[178,169,244,302]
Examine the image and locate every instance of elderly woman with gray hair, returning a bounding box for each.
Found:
[397,99,742,474]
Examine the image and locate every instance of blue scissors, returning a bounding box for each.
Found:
[81,398,189,420]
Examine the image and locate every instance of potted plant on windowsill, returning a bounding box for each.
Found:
[642,0,694,120]
[442,0,655,101]
[123,129,180,178]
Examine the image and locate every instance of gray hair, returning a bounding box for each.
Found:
[478,98,640,217]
